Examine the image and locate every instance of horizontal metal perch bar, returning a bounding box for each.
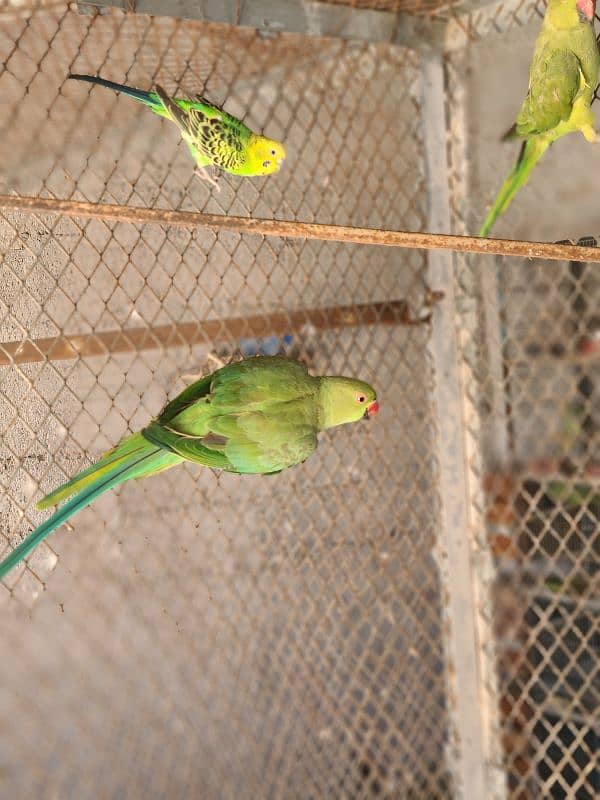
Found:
[0,300,414,366]
[2,195,600,264]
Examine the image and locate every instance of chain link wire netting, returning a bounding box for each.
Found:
[446,4,599,797]
[1,0,598,798]
[0,3,452,799]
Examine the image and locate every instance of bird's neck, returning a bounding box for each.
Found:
[546,0,587,28]
[317,377,348,430]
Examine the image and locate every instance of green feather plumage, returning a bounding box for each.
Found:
[68,74,286,177]
[480,0,600,237]
[0,357,377,581]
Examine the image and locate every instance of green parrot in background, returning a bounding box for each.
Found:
[68,74,286,186]
[479,0,600,237]
[0,356,378,580]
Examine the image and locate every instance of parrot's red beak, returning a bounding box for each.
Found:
[576,0,595,21]
[365,401,379,419]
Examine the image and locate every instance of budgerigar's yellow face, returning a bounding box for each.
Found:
[248,136,286,175]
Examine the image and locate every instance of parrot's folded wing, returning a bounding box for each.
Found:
[189,95,248,134]
[154,85,195,135]
[143,420,233,469]
[154,85,244,168]
[210,357,312,409]
[156,374,213,425]
[516,49,581,136]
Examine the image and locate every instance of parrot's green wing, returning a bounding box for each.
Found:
[155,86,248,172]
[208,356,313,410]
[146,357,319,474]
[516,49,582,136]
[189,94,247,130]
[142,421,234,470]
[209,406,318,473]
[145,405,317,474]
[142,372,230,467]
[156,374,213,425]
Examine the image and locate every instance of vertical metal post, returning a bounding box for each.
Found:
[421,50,491,799]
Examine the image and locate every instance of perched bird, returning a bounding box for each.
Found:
[479,0,599,237]
[0,356,378,580]
[68,74,286,186]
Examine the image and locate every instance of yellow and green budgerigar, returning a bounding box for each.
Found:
[69,74,286,184]
[479,0,600,237]
[0,356,378,580]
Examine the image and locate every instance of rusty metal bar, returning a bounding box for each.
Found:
[2,195,600,264]
[0,300,411,366]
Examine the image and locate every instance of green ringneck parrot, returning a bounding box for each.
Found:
[0,356,378,580]
[479,0,600,237]
[68,74,286,183]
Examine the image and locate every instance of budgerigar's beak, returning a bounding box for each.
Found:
[364,401,379,420]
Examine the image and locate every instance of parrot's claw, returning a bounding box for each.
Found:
[195,167,221,191]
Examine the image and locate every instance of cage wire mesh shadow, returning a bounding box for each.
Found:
[1,0,599,799]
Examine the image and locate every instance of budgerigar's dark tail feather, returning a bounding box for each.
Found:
[0,437,177,581]
[68,74,160,110]
[479,137,548,238]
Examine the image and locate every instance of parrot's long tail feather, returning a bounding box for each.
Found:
[68,74,161,111]
[0,433,178,581]
[479,137,549,238]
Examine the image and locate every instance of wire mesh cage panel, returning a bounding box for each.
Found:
[445,7,600,797]
[1,1,599,799]
[0,3,451,799]
[445,246,600,800]
[0,6,426,223]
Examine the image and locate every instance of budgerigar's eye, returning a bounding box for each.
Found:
[263,160,271,168]
[271,149,276,156]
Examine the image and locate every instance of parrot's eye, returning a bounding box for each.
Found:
[263,160,271,168]
[271,149,276,156]
[357,394,366,403]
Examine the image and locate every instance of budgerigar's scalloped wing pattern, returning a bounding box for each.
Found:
[156,87,250,171]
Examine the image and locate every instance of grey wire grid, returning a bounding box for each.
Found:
[0,1,598,798]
